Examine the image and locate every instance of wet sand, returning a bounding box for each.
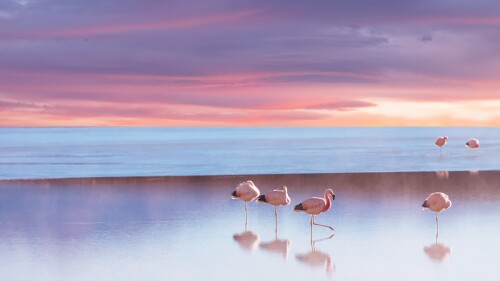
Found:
[0,171,499,280]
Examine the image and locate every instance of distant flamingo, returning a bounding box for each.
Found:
[257,186,291,232]
[466,138,480,149]
[231,181,260,227]
[294,189,335,233]
[435,136,448,155]
[422,192,452,238]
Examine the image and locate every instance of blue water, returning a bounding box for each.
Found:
[0,127,499,180]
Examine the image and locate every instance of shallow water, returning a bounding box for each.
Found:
[1,127,500,179]
[0,171,499,281]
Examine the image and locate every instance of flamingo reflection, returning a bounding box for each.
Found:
[260,220,291,259]
[260,238,291,259]
[423,228,451,262]
[296,234,334,274]
[233,230,260,251]
[435,171,449,180]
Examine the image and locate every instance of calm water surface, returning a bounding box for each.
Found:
[1,127,499,179]
[0,172,499,281]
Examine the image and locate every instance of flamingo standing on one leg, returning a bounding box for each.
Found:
[466,138,480,151]
[422,192,452,239]
[257,186,291,233]
[435,136,448,155]
[231,181,260,227]
[294,189,335,235]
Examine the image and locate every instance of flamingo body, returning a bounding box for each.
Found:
[466,138,480,149]
[422,192,452,213]
[231,180,260,202]
[294,189,335,215]
[257,186,291,206]
[294,189,335,231]
[435,136,448,147]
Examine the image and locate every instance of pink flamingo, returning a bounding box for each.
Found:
[466,138,480,149]
[231,180,260,227]
[294,189,335,233]
[257,186,291,231]
[435,136,448,155]
[422,192,452,238]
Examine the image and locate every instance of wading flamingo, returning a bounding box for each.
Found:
[231,181,260,227]
[257,185,291,232]
[294,189,335,234]
[466,138,480,149]
[435,136,448,155]
[422,192,452,238]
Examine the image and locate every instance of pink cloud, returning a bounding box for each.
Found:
[17,9,265,39]
[304,100,377,111]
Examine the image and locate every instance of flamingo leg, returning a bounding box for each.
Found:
[312,215,335,231]
[275,206,278,235]
[435,212,439,239]
[310,215,313,238]
[245,202,248,229]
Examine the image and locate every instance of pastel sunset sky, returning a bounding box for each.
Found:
[1,0,499,126]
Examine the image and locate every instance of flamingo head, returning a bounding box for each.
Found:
[325,189,335,200]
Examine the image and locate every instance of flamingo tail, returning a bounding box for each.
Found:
[294,203,305,212]
[231,190,238,199]
[256,195,267,203]
[421,200,429,209]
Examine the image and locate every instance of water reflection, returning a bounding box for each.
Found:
[469,170,479,176]
[260,223,291,259]
[233,230,260,251]
[260,239,291,259]
[435,171,449,180]
[423,228,451,262]
[424,243,451,262]
[296,235,334,274]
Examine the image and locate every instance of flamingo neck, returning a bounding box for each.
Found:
[323,192,332,212]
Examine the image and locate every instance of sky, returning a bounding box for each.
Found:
[0,0,499,126]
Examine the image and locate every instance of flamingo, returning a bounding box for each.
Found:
[421,192,452,238]
[257,185,291,232]
[294,189,335,233]
[231,180,260,227]
[435,136,448,155]
[466,138,480,149]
